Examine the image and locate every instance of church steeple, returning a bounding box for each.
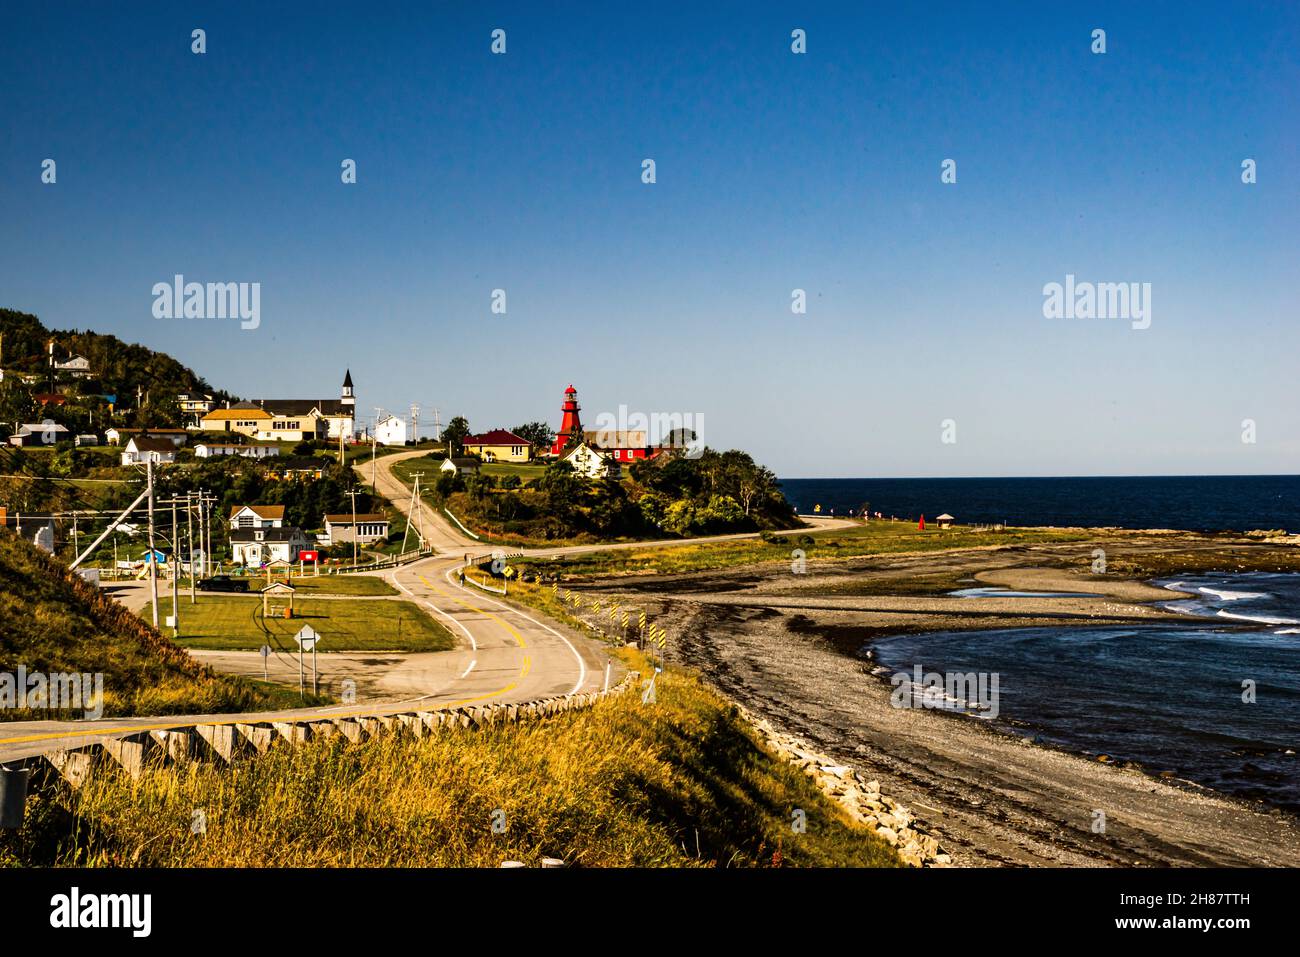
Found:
[341,369,354,407]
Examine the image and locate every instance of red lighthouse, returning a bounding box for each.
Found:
[550,384,583,456]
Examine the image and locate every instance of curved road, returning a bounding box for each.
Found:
[0,448,846,764]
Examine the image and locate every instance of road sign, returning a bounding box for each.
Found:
[260,645,271,658]
[294,625,319,651]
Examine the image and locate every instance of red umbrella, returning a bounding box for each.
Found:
[919,514,926,530]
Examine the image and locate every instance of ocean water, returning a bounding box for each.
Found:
[870,572,1300,810]
[778,475,1300,533]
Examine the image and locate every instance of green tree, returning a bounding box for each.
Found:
[662,499,696,536]
[442,416,470,454]
[512,421,554,449]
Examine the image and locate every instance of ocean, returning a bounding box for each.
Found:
[870,572,1300,810]
[778,475,1300,533]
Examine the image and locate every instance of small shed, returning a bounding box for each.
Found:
[260,580,296,617]
[935,513,955,529]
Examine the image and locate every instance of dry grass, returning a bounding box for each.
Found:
[5,651,899,868]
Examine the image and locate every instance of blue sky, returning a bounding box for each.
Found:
[2,2,1296,477]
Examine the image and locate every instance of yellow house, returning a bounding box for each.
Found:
[461,429,533,463]
[199,407,273,436]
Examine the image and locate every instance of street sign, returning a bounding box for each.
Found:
[260,645,271,658]
[293,627,322,699]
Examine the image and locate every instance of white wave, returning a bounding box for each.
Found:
[1275,628,1300,635]
[1216,609,1300,626]
[1198,586,1268,601]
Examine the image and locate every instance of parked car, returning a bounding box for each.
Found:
[197,576,249,593]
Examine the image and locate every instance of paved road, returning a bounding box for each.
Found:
[0,449,843,764]
[0,552,612,764]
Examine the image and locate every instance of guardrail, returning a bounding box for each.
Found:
[0,671,640,807]
[442,508,480,540]
[330,547,433,574]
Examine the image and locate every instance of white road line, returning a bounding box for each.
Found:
[459,659,477,679]
[389,568,478,651]
[444,564,588,696]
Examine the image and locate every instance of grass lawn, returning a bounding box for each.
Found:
[387,454,547,488]
[242,573,397,596]
[481,461,547,482]
[512,522,1091,578]
[142,595,456,652]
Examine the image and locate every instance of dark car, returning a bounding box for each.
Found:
[197,576,249,593]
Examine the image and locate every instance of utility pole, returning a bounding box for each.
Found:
[169,496,180,637]
[198,489,210,578]
[346,488,360,567]
[401,472,426,553]
[410,404,419,445]
[187,491,196,603]
[432,407,441,443]
[146,459,159,629]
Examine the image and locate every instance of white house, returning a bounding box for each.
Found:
[322,513,391,545]
[120,436,177,466]
[195,443,281,459]
[105,427,188,447]
[231,526,311,565]
[228,504,285,530]
[54,355,92,378]
[561,441,618,480]
[374,412,407,446]
[439,456,481,477]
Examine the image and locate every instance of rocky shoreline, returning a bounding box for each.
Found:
[739,704,952,867]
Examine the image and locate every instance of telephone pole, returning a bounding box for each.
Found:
[153,495,184,637]
[171,495,179,635]
[410,404,419,445]
[187,491,196,603]
[146,459,159,629]
[401,472,426,553]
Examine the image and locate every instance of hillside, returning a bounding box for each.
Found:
[0,532,299,719]
[0,308,230,434]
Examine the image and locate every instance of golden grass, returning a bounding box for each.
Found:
[5,650,899,868]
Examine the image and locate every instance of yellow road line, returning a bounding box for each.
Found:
[418,573,527,649]
[2,563,533,751]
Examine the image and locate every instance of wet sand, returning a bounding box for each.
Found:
[579,534,1300,866]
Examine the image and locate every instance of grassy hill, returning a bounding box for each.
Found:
[0,532,307,720]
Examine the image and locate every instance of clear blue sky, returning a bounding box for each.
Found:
[2,2,1296,477]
